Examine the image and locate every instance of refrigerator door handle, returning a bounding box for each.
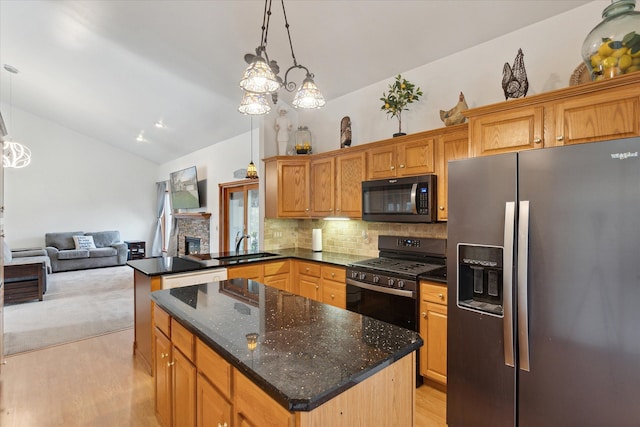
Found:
[518,200,531,372]
[503,201,516,368]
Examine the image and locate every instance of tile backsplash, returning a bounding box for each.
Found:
[264,218,447,257]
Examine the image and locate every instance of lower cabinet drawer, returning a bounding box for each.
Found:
[171,318,195,361]
[196,338,232,399]
[296,261,321,277]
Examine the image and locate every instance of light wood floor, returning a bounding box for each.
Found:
[0,329,446,426]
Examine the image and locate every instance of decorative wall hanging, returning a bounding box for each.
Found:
[502,48,529,100]
[439,92,468,126]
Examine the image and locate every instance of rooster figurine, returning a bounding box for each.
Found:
[502,48,529,100]
[439,92,468,126]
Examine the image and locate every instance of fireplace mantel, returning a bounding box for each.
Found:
[173,212,212,220]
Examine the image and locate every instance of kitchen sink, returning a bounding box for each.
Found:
[213,252,279,262]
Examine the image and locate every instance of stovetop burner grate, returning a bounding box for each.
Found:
[350,257,443,277]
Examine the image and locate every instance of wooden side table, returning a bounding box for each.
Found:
[4,262,47,303]
[125,240,146,260]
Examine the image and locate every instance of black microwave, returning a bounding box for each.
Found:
[362,175,437,223]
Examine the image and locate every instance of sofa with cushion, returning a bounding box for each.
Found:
[45,231,128,272]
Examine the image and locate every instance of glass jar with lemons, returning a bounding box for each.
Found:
[582,0,640,80]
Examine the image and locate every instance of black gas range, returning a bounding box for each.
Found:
[346,235,447,387]
[346,236,447,300]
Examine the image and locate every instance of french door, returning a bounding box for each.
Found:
[219,180,259,253]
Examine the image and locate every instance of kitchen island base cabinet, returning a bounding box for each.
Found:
[154,311,197,427]
[155,306,417,427]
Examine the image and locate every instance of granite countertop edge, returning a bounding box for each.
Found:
[127,248,370,276]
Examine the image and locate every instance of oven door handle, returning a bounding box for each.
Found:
[347,278,415,298]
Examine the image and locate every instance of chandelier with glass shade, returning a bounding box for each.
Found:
[237,0,326,115]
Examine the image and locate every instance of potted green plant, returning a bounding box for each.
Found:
[380,74,423,137]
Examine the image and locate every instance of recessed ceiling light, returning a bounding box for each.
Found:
[136,132,147,142]
[154,120,166,129]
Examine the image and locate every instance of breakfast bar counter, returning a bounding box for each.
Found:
[151,278,422,425]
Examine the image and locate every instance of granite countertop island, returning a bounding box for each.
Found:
[151,278,422,414]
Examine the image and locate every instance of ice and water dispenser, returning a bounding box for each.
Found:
[457,244,504,316]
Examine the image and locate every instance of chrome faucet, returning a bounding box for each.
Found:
[235,231,251,253]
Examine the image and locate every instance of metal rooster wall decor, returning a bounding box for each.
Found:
[502,48,529,100]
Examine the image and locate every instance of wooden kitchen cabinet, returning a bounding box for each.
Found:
[154,307,197,427]
[295,260,322,301]
[155,328,173,427]
[367,133,435,179]
[309,150,366,218]
[334,150,366,217]
[466,72,640,157]
[265,157,310,218]
[228,260,291,292]
[419,281,448,385]
[470,105,545,157]
[196,338,233,427]
[227,264,263,282]
[196,374,232,427]
[310,156,335,217]
[435,125,469,221]
[235,372,295,427]
[553,84,640,146]
[263,260,291,291]
[321,265,346,309]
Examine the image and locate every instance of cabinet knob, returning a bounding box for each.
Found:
[399,164,405,168]
[390,165,395,170]
[305,267,310,272]
[167,361,175,367]
[421,312,427,318]
[556,135,564,141]
[305,208,309,211]
[218,423,228,427]
[438,293,444,300]
[160,352,168,359]
[439,206,444,211]
[331,272,335,277]
[533,137,541,144]
[330,293,335,299]
[315,285,320,290]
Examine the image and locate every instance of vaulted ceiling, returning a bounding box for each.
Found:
[0,0,590,164]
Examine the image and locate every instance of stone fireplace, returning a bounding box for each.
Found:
[175,212,211,256]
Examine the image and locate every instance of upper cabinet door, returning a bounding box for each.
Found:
[396,137,435,177]
[264,158,310,218]
[310,157,335,217]
[366,144,396,179]
[435,128,469,221]
[335,151,366,218]
[470,105,545,156]
[554,85,640,146]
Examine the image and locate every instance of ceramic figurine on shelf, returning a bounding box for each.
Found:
[439,92,468,126]
[274,106,292,155]
[340,116,352,148]
[502,48,529,100]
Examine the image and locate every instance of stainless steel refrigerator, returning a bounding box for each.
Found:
[447,137,640,426]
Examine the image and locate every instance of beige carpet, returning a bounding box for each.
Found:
[3,265,134,356]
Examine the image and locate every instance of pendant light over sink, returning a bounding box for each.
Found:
[237,0,326,114]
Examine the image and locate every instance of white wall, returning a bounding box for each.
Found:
[296,2,606,154]
[157,124,261,254]
[2,105,157,248]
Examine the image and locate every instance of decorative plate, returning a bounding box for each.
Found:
[570,62,592,86]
